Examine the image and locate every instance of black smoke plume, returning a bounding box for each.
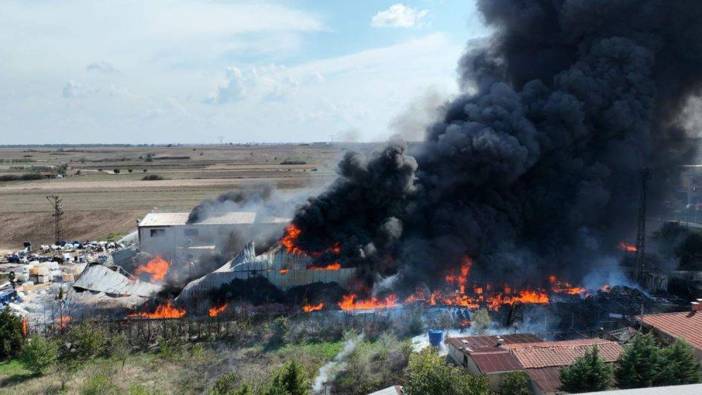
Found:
[291,0,702,291]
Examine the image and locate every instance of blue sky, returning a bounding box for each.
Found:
[0,1,490,144]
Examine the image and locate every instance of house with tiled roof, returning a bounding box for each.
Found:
[637,301,702,362]
[446,335,623,395]
[505,339,623,394]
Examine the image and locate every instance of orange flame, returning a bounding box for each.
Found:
[279,268,289,275]
[619,241,637,253]
[134,256,170,282]
[302,303,325,312]
[56,315,71,329]
[281,224,305,255]
[281,224,343,257]
[21,318,28,337]
[307,262,342,271]
[549,275,587,296]
[208,303,228,318]
[128,301,186,319]
[338,294,399,311]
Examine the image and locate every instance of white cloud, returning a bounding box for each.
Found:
[371,4,429,28]
[86,62,118,74]
[208,67,246,104]
[62,81,84,98]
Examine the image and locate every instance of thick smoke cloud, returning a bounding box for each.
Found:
[187,185,273,224]
[291,0,702,291]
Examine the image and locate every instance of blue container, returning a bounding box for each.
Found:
[428,330,443,347]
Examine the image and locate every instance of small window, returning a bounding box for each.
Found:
[184,228,199,237]
[150,228,166,237]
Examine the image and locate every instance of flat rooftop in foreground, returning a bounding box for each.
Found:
[138,212,290,227]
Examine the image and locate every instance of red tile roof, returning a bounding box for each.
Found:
[638,311,702,351]
[503,339,623,369]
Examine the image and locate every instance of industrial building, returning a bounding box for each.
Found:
[137,211,289,263]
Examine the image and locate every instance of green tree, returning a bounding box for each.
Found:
[560,347,613,393]
[499,371,531,395]
[0,307,24,360]
[471,308,491,335]
[20,335,58,375]
[655,339,702,386]
[62,321,108,361]
[265,360,310,395]
[405,349,489,395]
[615,333,661,388]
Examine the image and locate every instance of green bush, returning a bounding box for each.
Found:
[81,370,119,395]
[264,360,310,395]
[560,347,613,393]
[20,335,58,375]
[471,308,491,334]
[405,349,489,395]
[0,307,24,360]
[211,372,240,395]
[333,334,411,395]
[108,332,130,368]
[499,371,531,395]
[62,322,108,361]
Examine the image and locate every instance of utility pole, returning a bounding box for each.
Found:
[46,194,64,243]
[635,168,651,283]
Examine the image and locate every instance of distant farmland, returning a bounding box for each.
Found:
[0,144,357,248]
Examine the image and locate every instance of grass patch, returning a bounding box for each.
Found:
[0,359,35,388]
[0,359,31,377]
[276,341,344,361]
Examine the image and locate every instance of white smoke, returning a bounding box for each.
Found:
[312,334,363,394]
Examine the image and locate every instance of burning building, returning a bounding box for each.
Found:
[137,211,289,263]
[177,241,356,302]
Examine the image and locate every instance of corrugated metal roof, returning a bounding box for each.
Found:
[504,339,623,369]
[470,352,523,374]
[368,385,403,395]
[198,211,257,225]
[526,366,563,394]
[638,311,702,351]
[139,212,189,227]
[138,211,290,227]
[73,263,161,297]
[445,334,543,354]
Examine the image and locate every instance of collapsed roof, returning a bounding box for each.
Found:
[73,263,162,298]
[177,241,356,302]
